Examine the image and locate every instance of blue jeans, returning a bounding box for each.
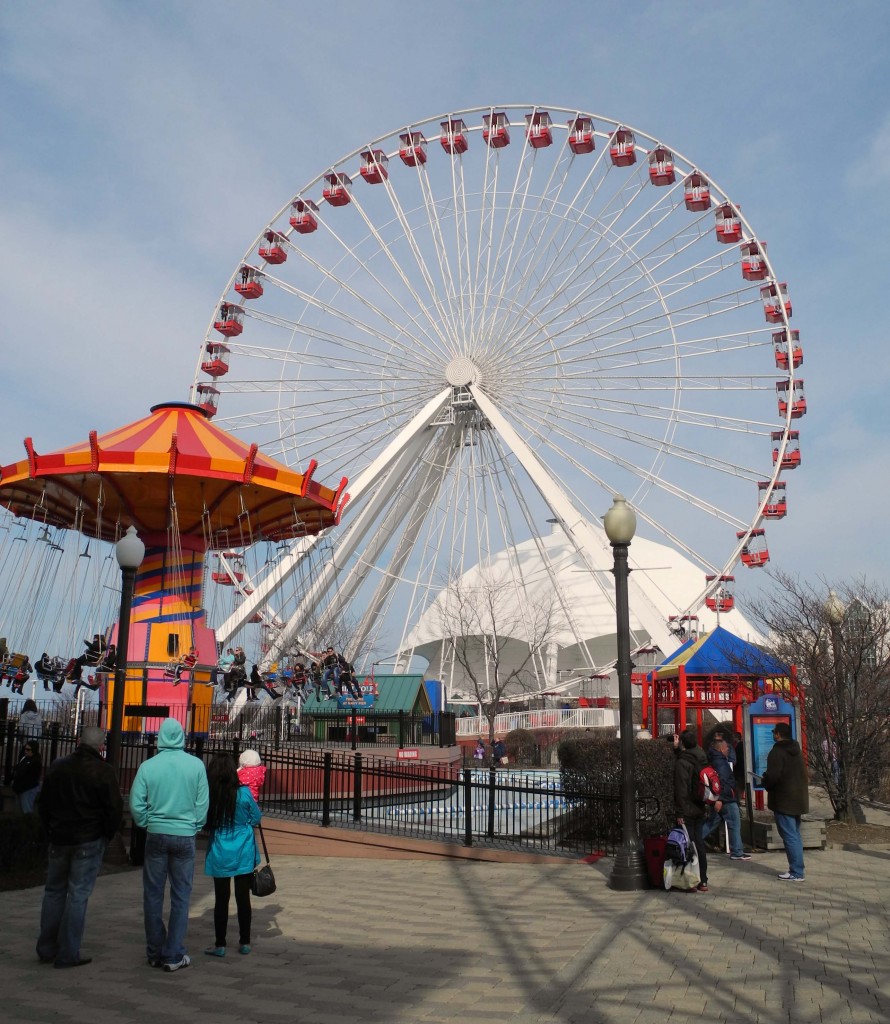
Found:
[701,800,745,857]
[36,837,106,964]
[774,812,805,877]
[142,833,196,964]
[18,786,40,814]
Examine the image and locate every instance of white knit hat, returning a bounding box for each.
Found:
[238,748,261,767]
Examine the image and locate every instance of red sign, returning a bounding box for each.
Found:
[353,716,366,724]
[397,748,420,760]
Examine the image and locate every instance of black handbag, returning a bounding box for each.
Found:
[251,824,276,897]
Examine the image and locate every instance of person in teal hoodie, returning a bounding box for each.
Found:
[203,753,261,957]
[130,718,209,972]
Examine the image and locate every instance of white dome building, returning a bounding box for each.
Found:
[404,526,759,702]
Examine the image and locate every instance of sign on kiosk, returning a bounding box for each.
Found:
[397,748,419,761]
[744,693,801,791]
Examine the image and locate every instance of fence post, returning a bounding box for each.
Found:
[193,735,205,761]
[487,766,497,838]
[351,708,357,752]
[352,752,362,821]
[398,710,405,749]
[274,705,282,751]
[462,768,473,847]
[49,720,61,764]
[322,750,332,827]
[2,718,15,784]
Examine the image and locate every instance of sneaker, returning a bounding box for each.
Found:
[204,946,226,957]
[147,956,164,968]
[730,854,752,861]
[163,955,191,972]
[696,883,709,892]
[777,872,804,881]
[238,945,251,955]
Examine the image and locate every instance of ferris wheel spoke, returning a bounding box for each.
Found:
[228,316,436,377]
[347,191,456,359]
[375,167,465,347]
[264,247,446,367]
[507,143,644,324]
[515,405,750,530]
[478,138,573,350]
[531,400,767,482]
[508,212,734,361]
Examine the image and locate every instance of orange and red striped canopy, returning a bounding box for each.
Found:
[0,402,347,545]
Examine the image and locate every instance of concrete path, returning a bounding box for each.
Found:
[1,838,888,1024]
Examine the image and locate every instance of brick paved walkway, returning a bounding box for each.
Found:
[1,840,888,1024]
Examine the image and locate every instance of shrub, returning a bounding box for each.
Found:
[504,728,537,766]
[558,733,675,836]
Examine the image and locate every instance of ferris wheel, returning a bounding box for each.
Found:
[190,104,804,672]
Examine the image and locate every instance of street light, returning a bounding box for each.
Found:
[106,525,145,767]
[603,494,648,891]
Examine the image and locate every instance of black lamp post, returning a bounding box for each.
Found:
[604,494,648,891]
[106,525,145,768]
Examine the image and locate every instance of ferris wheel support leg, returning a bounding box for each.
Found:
[469,386,676,657]
[218,387,451,647]
[346,431,459,660]
[253,388,453,666]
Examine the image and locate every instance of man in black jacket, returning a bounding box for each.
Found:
[36,727,123,968]
[761,721,809,881]
[673,730,716,892]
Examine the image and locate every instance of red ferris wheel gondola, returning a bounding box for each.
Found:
[525,111,552,148]
[399,131,428,166]
[737,529,769,568]
[705,575,735,613]
[567,115,595,154]
[289,198,319,233]
[482,111,510,148]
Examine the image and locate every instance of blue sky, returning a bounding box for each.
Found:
[2,0,889,601]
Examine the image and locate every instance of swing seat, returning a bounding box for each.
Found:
[3,653,29,682]
[163,660,180,679]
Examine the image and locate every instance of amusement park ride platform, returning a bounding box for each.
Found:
[0,401,348,733]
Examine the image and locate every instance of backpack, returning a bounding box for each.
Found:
[663,824,701,890]
[663,825,691,867]
[692,765,722,805]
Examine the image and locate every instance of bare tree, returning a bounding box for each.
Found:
[747,572,890,823]
[433,570,563,745]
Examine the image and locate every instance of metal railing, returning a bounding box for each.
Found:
[455,707,617,738]
[1,723,657,858]
[0,697,456,752]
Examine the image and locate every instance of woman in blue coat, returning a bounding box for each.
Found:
[203,753,261,957]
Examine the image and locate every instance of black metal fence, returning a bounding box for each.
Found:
[2,722,659,858]
[0,696,456,751]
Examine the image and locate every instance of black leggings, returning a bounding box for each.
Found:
[213,873,253,948]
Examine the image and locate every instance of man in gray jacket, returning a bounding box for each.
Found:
[761,722,809,881]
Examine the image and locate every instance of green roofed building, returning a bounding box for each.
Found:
[299,674,438,747]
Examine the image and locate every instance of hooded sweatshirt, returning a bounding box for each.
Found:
[761,738,809,816]
[129,718,209,835]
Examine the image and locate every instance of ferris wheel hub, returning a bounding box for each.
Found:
[445,357,480,387]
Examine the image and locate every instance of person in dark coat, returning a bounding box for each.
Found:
[36,727,123,968]
[12,741,42,813]
[760,722,808,881]
[673,730,713,891]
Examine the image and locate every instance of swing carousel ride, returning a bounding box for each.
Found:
[0,104,805,705]
[0,402,346,727]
